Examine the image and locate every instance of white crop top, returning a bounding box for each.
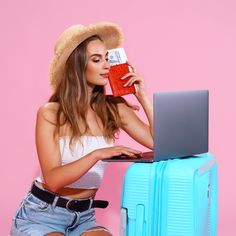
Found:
[36,135,114,189]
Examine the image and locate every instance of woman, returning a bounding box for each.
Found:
[11,22,153,236]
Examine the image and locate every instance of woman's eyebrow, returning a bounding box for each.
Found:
[90,52,109,57]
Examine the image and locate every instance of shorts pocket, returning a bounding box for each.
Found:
[23,193,50,212]
[14,193,52,230]
[79,208,96,225]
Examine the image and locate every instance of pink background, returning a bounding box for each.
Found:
[1,0,235,235]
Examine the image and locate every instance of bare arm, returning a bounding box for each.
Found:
[36,104,140,192]
[118,101,154,150]
[119,62,154,149]
[35,105,98,192]
[136,94,154,139]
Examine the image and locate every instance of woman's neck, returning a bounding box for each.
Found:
[86,83,95,99]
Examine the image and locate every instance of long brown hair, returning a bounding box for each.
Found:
[48,35,133,145]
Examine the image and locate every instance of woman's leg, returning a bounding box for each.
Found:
[81,227,112,236]
[46,233,65,236]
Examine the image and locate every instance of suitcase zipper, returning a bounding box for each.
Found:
[149,161,168,236]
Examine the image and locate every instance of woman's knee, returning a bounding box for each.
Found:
[81,227,112,236]
[46,233,65,236]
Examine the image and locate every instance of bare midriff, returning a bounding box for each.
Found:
[37,181,98,199]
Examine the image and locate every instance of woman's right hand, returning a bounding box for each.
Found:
[91,146,142,161]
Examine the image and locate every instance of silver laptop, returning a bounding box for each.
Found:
[103,90,209,162]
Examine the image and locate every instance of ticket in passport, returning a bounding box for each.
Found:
[107,48,136,96]
[108,48,128,66]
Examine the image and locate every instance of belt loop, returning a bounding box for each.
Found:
[89,198,93,209]
[52,195,59,208]
[31,180,36,190]
[29,181,33,194]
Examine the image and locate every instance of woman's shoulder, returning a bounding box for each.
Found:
[37,102,59,122]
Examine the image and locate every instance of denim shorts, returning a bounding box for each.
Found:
[11,185,111,235]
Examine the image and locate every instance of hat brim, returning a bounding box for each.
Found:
[49,22,123,90]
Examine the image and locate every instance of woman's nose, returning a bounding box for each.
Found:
[103,59,110,69]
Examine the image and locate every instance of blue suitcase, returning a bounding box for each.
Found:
[120,153,218,236]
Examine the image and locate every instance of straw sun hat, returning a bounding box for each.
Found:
[49,22,123,90]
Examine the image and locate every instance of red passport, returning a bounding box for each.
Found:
[108,62,136,97]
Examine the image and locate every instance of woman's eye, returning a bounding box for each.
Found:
[93,59,100,62]
[93,58,109,63]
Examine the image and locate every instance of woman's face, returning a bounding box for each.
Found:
[85,39,110,87]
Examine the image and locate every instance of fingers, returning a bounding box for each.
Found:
[119,154,142,159]
[120,72,137,80]
[120,62,144,88]
[95,146,142,160]
[123,77,142,87]
[115,146,142,156]
[120,72,143,87]
[121,152,143,158]
[106,146,140,157]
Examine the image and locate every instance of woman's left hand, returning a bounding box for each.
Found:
[120,62,147,100]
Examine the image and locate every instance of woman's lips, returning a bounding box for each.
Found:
[101,73,109,78]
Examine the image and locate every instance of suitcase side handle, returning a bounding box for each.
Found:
[120,208,127,236]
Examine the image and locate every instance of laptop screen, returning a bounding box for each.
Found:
[154,90,209,161]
